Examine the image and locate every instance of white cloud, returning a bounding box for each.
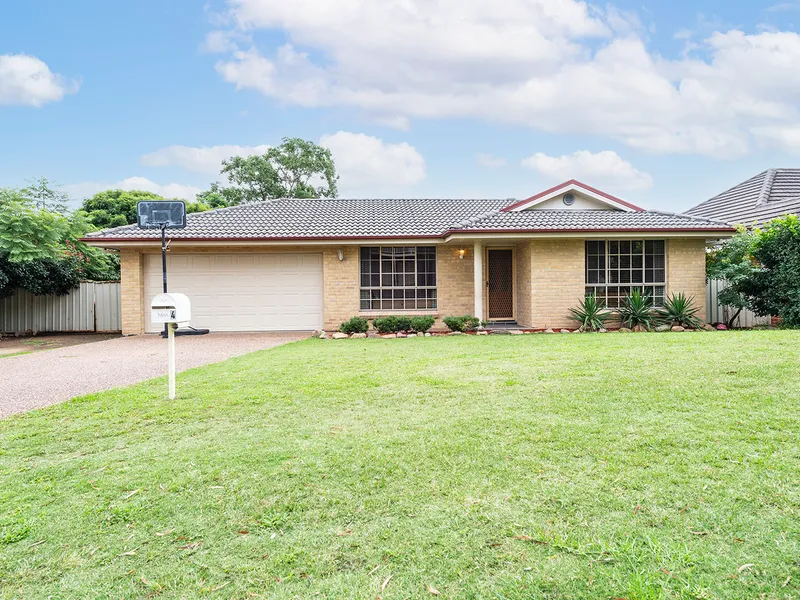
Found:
[522,150,654,190]
[201,29,252,53]
[65,177,202,201]
[476,153,507,168]
[141,144,271,174]
[0,54,79,107]
[210,1,800,158]
[319,131,426,195]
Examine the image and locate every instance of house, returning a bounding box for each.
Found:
[686,168,800,226]
[82,180,733,335]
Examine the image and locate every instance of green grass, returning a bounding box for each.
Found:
[1,331,798,599]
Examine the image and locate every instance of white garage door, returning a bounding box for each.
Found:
[143,253,323,332]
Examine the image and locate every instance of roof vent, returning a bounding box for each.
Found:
[563,193,576,206]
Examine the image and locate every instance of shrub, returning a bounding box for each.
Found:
[372,316,399,334]
[656,292,703,328]
[443,315,481,332]
[618,289,655,331]
[568,294,612,332]
[410,315,435,333]
[372,316,414,333]
[339,316,369,335]
[395,316,412,332]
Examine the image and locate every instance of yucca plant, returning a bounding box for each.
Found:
[656,292,702,328]
[569,294,612,332]
[619,289,655,331]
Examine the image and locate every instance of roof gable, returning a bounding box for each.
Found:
[686,168,800,226]
[503,180,643,213]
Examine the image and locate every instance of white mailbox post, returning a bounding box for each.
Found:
[151,293,191,399]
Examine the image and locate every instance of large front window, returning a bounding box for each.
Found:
[360,246,437,311]
[585,240,666,308]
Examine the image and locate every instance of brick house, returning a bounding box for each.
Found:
[83,180,733,335]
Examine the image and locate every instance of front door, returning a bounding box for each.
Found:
[487,249,514,320]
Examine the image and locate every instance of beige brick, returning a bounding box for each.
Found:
[667,238,707,322]
[529,239,585,330]
[120,250,144,335]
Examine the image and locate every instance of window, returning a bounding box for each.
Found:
[360,246,437,311]
[585,240,666,308]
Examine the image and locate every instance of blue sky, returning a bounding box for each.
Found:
[1,0,799,212]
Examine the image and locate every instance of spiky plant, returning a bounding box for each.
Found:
[656,292,703,328]
[569,294,612,332]
[619,289,655,331]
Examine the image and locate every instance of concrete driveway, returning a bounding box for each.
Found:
[0,332,308,418]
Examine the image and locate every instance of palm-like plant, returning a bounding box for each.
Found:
[619,289,655,331]
[569,294,612,332]
[656,292,703,328]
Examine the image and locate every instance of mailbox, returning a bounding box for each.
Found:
[151,293,191,327]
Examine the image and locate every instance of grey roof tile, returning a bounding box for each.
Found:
[83,198,731,242]
[686,168,800,225]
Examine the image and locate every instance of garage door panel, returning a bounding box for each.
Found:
[144,253,323,332]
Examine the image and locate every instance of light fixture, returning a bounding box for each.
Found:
[337,249,344,261]
[458,248,466,260]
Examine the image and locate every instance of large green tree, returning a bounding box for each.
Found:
[708,215,800,327]
[0,186,118,298]
[218,137,338,203]
[80,190,211,229]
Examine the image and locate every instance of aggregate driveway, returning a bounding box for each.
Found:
[0,332,308,418]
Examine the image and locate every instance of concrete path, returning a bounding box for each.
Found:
[0,332,307,418]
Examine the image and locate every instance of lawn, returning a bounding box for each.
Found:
[0,331,798,599]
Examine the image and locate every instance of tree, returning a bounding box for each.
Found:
[707,215,800,327]
[0,185,119,298]
[80,189,211,229]
[21,177,70,214]
[706,226,759,328]
[195,183,241,208]
[747,215,800,325]
[219,137,338,203]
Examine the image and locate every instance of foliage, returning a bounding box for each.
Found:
[568,294,612,332]
[1,332,799,597]
[410,315,435,333]
[20,177,70,213]
[372,315,413,334]
[443,315,481,332]
[746,215,800,327]
[0,183,120,298]
[706,227,759,327]
[657,292,703,328]
[0,196,72,262]
[219,138,339,203]
[79,189,211,229]
[195,182,241,208]
[618,289,655,330]
[339,316,369,335]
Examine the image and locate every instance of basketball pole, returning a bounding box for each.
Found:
[161,223,168,338]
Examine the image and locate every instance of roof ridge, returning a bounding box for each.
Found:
[756,168,777,206]
[651,209,731,226]
[451,208,503,228]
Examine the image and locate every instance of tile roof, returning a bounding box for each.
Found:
[686,168,800,226]
[83,198,732,242]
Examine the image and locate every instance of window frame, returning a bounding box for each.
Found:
[359,246,438,312]
[585,240,667,308]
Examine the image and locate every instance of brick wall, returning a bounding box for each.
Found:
[667,238,707,322]
[120,250,144,335]
[530,239,585,330]
[515,242,533,328]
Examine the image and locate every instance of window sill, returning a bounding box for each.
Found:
[359,310,439,317]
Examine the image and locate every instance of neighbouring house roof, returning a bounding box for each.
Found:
[82,196,733,243]
[686,168,800,226]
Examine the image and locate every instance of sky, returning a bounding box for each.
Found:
[1,0,799,212]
